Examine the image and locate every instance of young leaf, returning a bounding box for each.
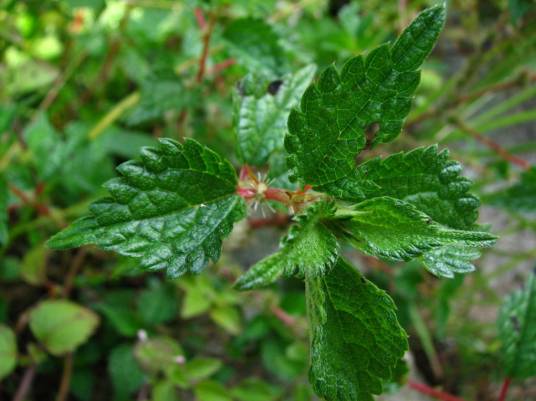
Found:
[235,202,338,290]
[306,258,408,401]
[486,167,536,212]
[29,300,99,356]
[334,197,496,262]
[498,269,536,379]
[285,4,446,186]
[235,65,316,165]
[319,145,480,230]
[0,325,17,380]
[48,138,246,277]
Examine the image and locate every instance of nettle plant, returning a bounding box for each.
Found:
[48,4,497,401]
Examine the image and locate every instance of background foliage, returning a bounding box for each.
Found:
[0,0,535,400]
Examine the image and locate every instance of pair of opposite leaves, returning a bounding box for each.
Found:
[48,4,496,401]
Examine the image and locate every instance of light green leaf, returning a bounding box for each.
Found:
[235,65,316,165]
[306,258,408,401]
[320,145,480,229]
[486,167,536,212]
[181,357,222,383]
[152,380,180,401]
[498,269,536,379]
[231,378,282,401]
[235,202,338,290]
[29,300,99,356]
[334,196,496,262]
[179,275,215,318]
[48,138,246,277]
[223,18,287,76]
[0,325,17,380]
[421,245,481,278]
[21,242,48,285]
[194,380,233,401]
[285,4,446,186]
[210,305,241,335]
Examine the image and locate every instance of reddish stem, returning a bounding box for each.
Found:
[196,11,216,83]
[497,377,511,401]
[210,58,236,75]
[408,380,467,401]
[194,7,206,29]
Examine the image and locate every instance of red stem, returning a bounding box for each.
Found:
[408,380,467,401]
[194,7,206,29]
[497,377,511,401]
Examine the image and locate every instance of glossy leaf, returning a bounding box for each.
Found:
[29,300,99,356]
[421,245,481,278]
[285,4,446,186]
[235,202,338,290]
[498,269,536,379]
[48,138,246,277]
[306,259,408,401]
[235,65,316,165]
[320,145,480,229]
[334,196,496,262]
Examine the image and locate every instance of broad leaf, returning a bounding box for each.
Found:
[108,344,146,401]
[486,167,536,212]
[306,258,408,401]
[498,269,536,379]
[0,174,7,246]
[29,300,99,356]
[235,65,316,165]
[285,4,446,186]
[223,18,288,76]
[333,197,496,262]
[421,245,481,278]
[0,325,17,380]
[320,145,480,229]
[48,138,246,277]
[235,202,338,290]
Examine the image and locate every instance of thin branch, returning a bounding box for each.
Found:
[196,10,217,83]
[11,365,36,401]
[453,118,530,170]
[408,380,468,401]
[63,249,87,298]
[270,305,296,328]
[55,353,73,401]
[497,377,511,401]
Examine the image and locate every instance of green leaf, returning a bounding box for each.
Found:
[235,65,316,165]
[235,202,338,290]
[48,138,246,277]
[108,344,146,401]
[486,167,536,212]
[223,18,288,76]
[194,380,233,401]
[29,300,99,356]
[0,325,17,380]
[152,380,180,401]
[231,378,282,401]
[285,4,446,186]
[21,242,48,285]
[179,275,215,318]
[180,357,222,383]
[210,305,241,335]
[334,197,496,262]
[24,113,63,179]
[498,269,536,379]
[319,145,480,229]
[306,258,408,401]
[421,245,481,278]
[0,174,7,246]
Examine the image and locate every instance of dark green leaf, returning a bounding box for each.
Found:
[235,202,338,290]
[307,259,408,401]
[486,167,536,212]
[108,344,146,401]
[285,4,446,186]
[48,138,246,277]
[319,145,480,229]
